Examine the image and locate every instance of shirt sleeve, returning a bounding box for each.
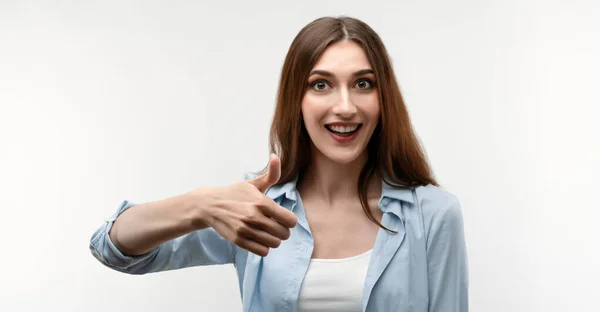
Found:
[425,196,469,311]
[89,200,237,275]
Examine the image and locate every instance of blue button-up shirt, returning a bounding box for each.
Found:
[90,174,468,311]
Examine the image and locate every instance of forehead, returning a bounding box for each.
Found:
[312,40,372,72]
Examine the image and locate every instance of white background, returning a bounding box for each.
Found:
[1,0,599,311]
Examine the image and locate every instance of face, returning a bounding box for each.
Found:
[301,40,380,165]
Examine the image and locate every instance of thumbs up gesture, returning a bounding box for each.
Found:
[203,154,298,257]
[248,153,283,193]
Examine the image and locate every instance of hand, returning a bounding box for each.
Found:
[204,154,298,257]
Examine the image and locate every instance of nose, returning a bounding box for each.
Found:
[331,87,357,118]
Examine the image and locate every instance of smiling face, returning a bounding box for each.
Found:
[301,40,380,165]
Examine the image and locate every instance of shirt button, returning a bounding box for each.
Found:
[381,198,390,206]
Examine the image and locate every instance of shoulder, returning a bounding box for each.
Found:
[413,184,464,237]
[413,184,460,215]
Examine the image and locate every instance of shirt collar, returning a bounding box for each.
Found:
[265,174,299,202]
[265,173,414,204]
[381,176,414,204]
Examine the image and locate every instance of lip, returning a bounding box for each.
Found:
[325,124,361,144]
[325,122,361,127]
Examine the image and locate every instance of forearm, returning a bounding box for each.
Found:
[109,188,213,256]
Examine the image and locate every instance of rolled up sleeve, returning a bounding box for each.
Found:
[89,200,160,273]
[89,200,236,275]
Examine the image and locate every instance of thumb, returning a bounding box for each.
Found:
[249,153,281,192]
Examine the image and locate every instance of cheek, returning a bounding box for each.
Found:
[357,94,380,121]
[301,96,327,126]
[371,105,381,121]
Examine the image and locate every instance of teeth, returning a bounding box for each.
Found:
[329,125,358,133]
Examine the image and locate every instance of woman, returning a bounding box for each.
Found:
[90,16,468,312]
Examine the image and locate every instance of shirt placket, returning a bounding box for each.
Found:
[283,192,313,312]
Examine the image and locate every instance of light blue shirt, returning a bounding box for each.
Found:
[89,174,469,311]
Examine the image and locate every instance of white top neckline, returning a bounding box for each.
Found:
[310,248,374,263]
[298,247,373,312]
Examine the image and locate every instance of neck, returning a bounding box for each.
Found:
[298,145,380,205]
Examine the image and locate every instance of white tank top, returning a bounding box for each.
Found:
[298,249,373,312]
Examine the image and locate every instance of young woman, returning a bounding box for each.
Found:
[90,16,468,312]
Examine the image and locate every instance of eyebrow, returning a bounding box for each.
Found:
[308,69,374,78]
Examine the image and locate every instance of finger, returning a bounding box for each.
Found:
[248,153,281,192]
[211,218,270,257]
[248,214,292,241]
[259,199,298,229]
[234,237,270,257]
[240,227,282,249]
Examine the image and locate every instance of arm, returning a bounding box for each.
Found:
[89,188,237,275]
[426,196,469,311]
[108,189,212,257]
[89,156,298,275]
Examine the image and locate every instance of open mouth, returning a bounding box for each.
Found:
[324,124,362,137]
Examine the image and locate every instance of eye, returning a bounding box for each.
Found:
[310,80,331,91]
[355,79,374,90]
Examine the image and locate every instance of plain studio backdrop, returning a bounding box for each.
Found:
[1,1,599,311]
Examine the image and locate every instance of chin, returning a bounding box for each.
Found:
[321,148,365,165]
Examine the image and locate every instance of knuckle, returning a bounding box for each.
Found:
[241,206,261,223]
[232,235,244,246]
[252,196,267,209]
[234,223,251,236]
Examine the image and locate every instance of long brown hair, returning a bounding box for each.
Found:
[265,16,437,233]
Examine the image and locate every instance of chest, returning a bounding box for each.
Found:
[301,196,383,259]
[236,197,430,312]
